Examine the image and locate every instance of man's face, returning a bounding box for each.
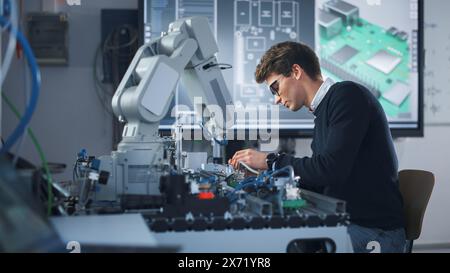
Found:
[266,72,306,112]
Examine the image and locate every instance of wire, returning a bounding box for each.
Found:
[102,25,138,52]
[226,166,295,202]
[0,0,18,87]
[203,63,233,70]
[94,45,114,95]
[72,159,80,183]
[215,63,233,70]
[198,121,228,146]
[12,57,30,166]
[214,136,228,146]
[6,0,26,167]
[271,165,295,181]
[92,25,139,116]
[93,44,114,116]
[226,175,270,202]
[238,161,260,175]
[1,92,53,216]
[0,16,41,157]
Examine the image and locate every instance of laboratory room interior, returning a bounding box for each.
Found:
[0,0,449,255]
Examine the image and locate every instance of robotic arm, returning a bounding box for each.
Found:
[76,17,234,203]
[111,17,232,156]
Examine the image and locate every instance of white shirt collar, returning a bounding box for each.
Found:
[309,77,335,113]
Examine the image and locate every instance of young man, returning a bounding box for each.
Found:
[229,41,406,253]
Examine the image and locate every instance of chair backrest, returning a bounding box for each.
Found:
[398,170,435,241]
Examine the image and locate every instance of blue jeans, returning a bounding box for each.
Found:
[348,224,406,253]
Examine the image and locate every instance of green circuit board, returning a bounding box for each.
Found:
[320,18,411,119]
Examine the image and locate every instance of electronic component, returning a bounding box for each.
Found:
[318,9,343,39]
[319,0,414,120]
[27,12,69,65]
[283,199,307,210]
[387,27,408,41]
[330,45,359,65]
[184,152,208,170]
[382,82,411,106]
[397,31,409,41]
[321,59,381,99]
[366,50,402,74]
[387,26,399,36]
[324,0,359,26]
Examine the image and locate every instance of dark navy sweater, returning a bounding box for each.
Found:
[277,81,405,230]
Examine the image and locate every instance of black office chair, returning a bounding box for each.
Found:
[398,170,435,253]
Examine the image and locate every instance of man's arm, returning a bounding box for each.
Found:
[277,85,372,187]
[228,149,269,171]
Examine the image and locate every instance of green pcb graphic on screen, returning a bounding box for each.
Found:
[318,0,413,119]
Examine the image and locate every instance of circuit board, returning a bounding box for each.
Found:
[233,0,300,105]
[320,18,412,119]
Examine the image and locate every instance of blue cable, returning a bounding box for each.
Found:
[213,136,228,146]
[270,166,293,179]
[3,0,11,17]
[198,122,228,146]
[0,16,41,155]
[227,168,293,202]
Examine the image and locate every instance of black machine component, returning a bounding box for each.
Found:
[147,213,349,233]
[146,185,349,232]
[98,171,109,185]
[158,174,230,218]
[120,194,165,210]
[161,195,230,218]
[287,238,336,253]
[159,174,189,205]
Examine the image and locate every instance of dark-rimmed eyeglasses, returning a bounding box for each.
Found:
[268,76,283,96]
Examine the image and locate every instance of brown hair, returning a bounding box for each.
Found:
[255,41,322,84]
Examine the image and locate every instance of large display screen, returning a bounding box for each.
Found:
[139,0,423,137]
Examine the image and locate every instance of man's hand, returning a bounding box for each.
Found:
[228,149,269,171]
